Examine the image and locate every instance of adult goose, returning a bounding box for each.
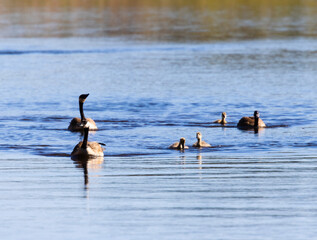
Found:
[237,110,266,129]
[68,94,97,132]
[192,132,211,148]
[71,126,105,158]
[169,137,189,150]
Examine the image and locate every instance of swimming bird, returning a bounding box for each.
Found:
[237,110,266,129]
[71,126,105,158]
[169,137,189,150]
[68,94,97,132]
[192,132,211,148]
[213,112,227,125]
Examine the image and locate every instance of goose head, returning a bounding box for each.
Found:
[179,137,186,149]
[254,110,260,119]
[79,94,89,103]
[196,132,202,140]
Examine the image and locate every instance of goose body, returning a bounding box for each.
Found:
[68,94,97,132]
[213,112,227,125]
[169,137,189,150]
[71,127,104,158]
[68,117,97,131]
[237,111,266,129]
[192,132,211,148]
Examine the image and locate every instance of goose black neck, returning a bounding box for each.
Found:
[254,116,259,128]
[79,102,86,121]
[197,138,202,147]
[81,128,89,149]
[179,141,184,149]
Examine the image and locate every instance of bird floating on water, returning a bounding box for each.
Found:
[192,132,211,148]
[213,112,227,125]
[237,110,266,129]
[68,94,97,132]
[169,137,189,150]
[71,125,105,158]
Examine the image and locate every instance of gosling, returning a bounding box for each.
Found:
[192,132,211,148]
[169,137,189,150]
[213,112,227,125]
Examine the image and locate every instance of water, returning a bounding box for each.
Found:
[1,1,317,239]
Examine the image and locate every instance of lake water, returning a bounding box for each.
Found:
[1,1,317,239]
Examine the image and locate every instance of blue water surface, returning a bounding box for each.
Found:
[0,2,317,240]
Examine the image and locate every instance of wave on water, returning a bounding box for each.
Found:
[293,142,317,148]
[0,144,70,157]
[0,46,191,55]
[0,49,123,55]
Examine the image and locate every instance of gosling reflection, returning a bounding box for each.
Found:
[179,155,186,165]
[196,154,202,169]
[180,155,204,170]
[72,156,104,186]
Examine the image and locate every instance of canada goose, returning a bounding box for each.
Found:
[192,132,211,148]
[71,127,105,158]
[213,112,227,124]
[237,110,266,129]
[68,94,97,131]
[169,137,189,150]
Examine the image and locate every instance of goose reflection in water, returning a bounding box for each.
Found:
[254,127,265,134]
[240,126,266,135]
[72,156,104,186]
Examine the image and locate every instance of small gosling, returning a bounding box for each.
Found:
[213,112,227,125]
[192,132,211,148]
[169,137,189,150]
